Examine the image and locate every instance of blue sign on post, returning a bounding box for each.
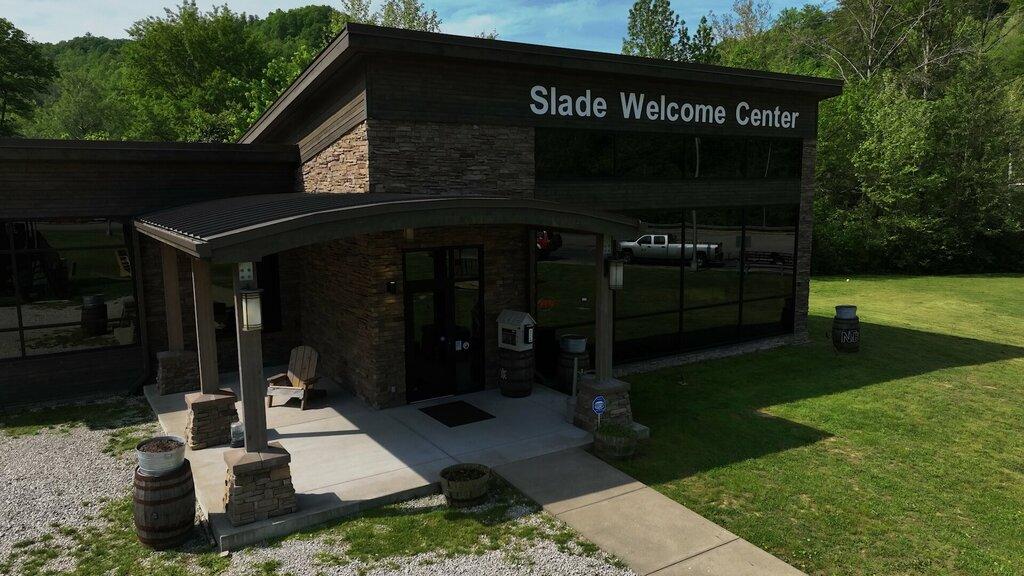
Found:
[592,395,606,416]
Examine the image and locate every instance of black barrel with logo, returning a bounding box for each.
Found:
[831,305,860,353]
[133,460,195,550]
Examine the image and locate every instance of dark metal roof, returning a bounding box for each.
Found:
[135,192,640,262]
[242,23,843,143]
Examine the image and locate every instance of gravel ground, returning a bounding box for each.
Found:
[0,400,636,576]
[224,493,634,576]
[0,425,137,559]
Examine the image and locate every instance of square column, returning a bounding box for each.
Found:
[191,258,220,394]
[156,245,198,395]
[594,234,614,381]
[184,258,236,449]
[223,262,295,527]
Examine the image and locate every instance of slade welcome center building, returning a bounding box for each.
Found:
[0,24,842,407]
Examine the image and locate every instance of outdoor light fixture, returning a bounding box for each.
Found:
[606,258,624,291]
[240,289,264,331]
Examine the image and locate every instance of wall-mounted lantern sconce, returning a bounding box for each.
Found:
[386,281,398,295]
[606,258,624,291]
[240,289,264,331]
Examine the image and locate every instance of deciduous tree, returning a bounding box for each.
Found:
[0,18,57,136]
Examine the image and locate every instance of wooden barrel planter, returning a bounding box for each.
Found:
[439,463,491,507]
[831,305,860,353]
[498,348,534,398]
[133,460,196,550]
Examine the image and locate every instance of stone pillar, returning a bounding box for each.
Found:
[157,350,200,395]
[223,442,297,526]
[184,390,238,449]
[574,375,633,432]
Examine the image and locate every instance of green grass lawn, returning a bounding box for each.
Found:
[614,275,1024,575]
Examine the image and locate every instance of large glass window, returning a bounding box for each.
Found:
[604,205,798,360]
[1,219,138,359]
[614,211,681,361]
[536,129,801,181]
[533,231,596,376]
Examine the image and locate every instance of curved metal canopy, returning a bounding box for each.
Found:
[135,192,641,262]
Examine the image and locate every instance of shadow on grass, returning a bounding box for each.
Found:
[0,398,153,437]
[620,314,1024,485]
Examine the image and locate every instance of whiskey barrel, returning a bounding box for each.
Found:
[133,459,195,550]
[832,315,860,353]
[498,348,534,397]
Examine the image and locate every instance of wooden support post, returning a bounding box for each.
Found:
[191,258,219,394]
[161,245,184,352]
[233,264,268,452]
[594,234,614,381]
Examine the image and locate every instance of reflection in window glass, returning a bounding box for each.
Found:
[535,232,595,329]
[615,210,681,361]
[1,219,137,360]
[535,130,614,179]
[0,330,21,359]
[682,208,743,309]
[683,304,740,348]
[742,297,793,337]
[405,250,439,283]
[1,258,17,330]
[536,129,801,182]
[743,206,797,300]
[767,140,802,178]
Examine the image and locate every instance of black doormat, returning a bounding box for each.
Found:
[420,401,495,428]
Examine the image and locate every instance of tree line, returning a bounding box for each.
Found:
[2,1,1023,274]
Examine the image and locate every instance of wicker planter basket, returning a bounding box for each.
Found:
[439,463,491,507]
[594,426,638,460]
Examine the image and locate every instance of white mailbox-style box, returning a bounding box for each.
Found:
[497,309,536,352]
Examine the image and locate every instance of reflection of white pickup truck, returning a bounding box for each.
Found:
[618,234,722,265]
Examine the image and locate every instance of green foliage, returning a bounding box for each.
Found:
[0,18,57,136]
[622,0,686,60]
[622,0,720,63]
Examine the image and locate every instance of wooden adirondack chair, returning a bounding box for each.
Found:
[266,346,320,410]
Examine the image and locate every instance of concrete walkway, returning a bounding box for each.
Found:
[495,448,805,576]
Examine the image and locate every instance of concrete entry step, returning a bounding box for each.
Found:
[494,448,805,576]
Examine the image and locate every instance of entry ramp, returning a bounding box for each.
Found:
[495,448,805,575]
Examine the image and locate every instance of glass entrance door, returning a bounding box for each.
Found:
[404,247,484,403]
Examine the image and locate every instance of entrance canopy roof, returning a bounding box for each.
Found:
[135,192,641,262]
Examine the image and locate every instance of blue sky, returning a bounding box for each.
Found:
[1,0,805,52]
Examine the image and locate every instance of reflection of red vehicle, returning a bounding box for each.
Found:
[535,230,563,258]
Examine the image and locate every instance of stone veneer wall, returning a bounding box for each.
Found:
[367,120,534,197]
[301,122,369,193]
[793,138,816,342]
[299,226,530,408]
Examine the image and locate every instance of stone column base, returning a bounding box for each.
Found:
[185,390,238,450]
[573,376,633,432]
[223,442,297,526]
[156,350,199,395]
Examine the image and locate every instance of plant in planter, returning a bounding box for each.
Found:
[594,422,638,460]
[439,463,491,507]
[135,435,186,476]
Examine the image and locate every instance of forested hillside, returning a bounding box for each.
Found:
[3,0,1023,274]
